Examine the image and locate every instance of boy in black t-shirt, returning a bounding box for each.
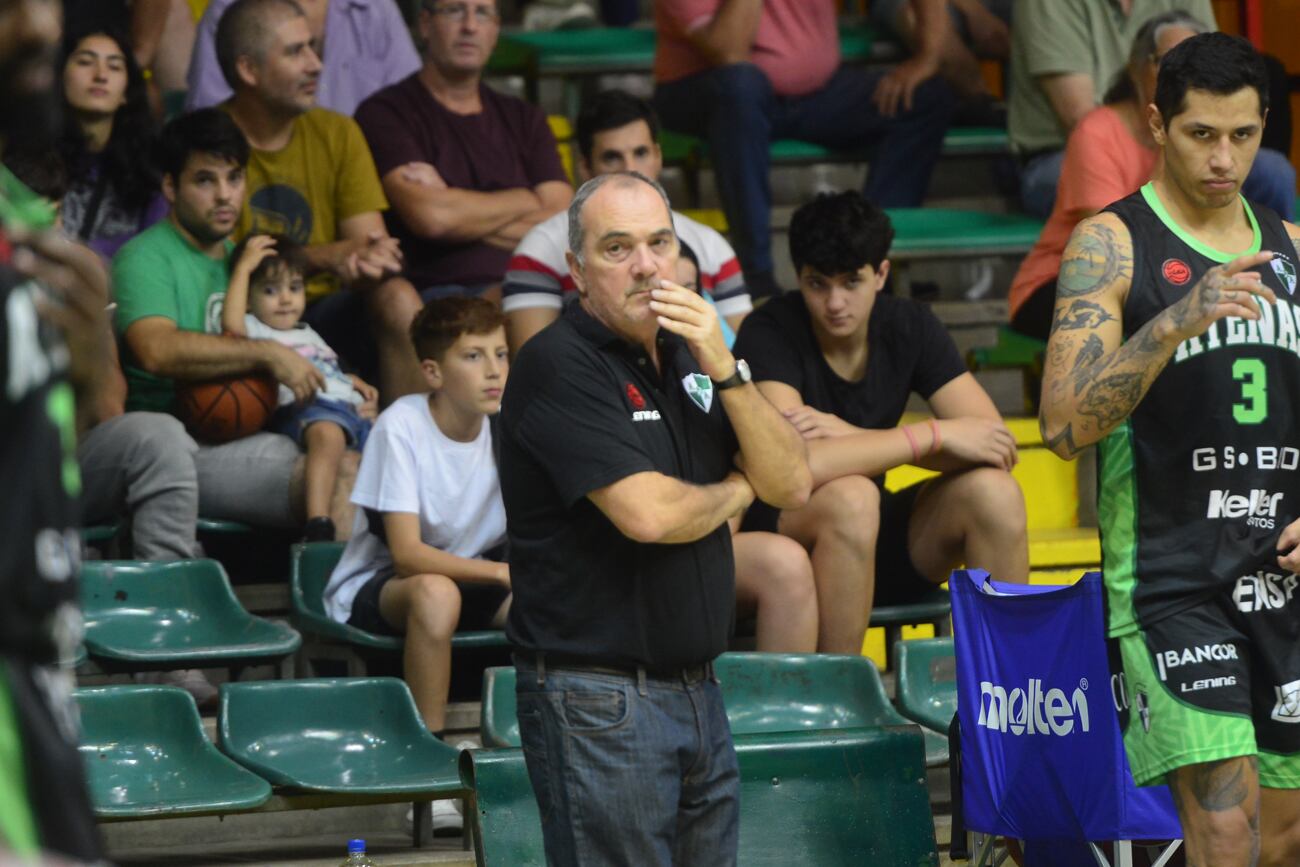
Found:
[733,191,1029,653]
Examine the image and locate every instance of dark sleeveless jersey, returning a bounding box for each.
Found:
[1098,183,1300,636]
[0,261,83,664]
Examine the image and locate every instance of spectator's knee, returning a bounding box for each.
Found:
[756,535,816,605]
[406,573,461,638]
[129,412,199,471]
[706,62,772,107]
[367,277,423,334]
[948,467,1026,530]
[812,475,880,543]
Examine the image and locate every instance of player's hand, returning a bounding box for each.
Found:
[339,232,403,283]
[233,234,277,277]
[649,280,733,381]
[16,229,112,397]
[351,375,379,419]
[872,53,941,116]
[1162,251,1278,343]
[1277,518,1300,572]
[936,417,1018,471]
[264,343,325,403]
[783,405,859,440]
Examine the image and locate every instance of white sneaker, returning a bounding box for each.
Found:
[408,800,464,836]
[523,1,597,30]
[134,669,218,709]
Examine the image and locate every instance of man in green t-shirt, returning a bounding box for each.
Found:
[217,0,426,400]
[113,108,344,529]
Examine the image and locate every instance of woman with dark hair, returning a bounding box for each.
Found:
[58,24,166,260]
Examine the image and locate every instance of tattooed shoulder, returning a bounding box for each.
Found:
[1058,216,1133,299]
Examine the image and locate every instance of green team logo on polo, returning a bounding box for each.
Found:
[1272,253,1297,296]
[682,373,713,413]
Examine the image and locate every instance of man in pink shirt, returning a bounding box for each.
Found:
[654,0,953,298]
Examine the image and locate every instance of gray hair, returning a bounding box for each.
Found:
[567,171,674,266]
[215,0,306,91]
[1105,9,1210,103]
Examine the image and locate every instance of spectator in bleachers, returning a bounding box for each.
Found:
[220,235,379,542]
[1008,10,1203,341]
[188,0,421,116]
[112,108,357,535]
[1009,0,1295,221]
[354,0,573,303]
[502,90,817,654]
[5,146,217,706]
[870,0,1010,121]
[653,0,954,299]
[58,24,167,261]
[733,191,1028,653]
[217,0,427,400]
[323,297,510,751]
[502,91,749,351]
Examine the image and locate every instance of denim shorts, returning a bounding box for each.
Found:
[270,397,371,450]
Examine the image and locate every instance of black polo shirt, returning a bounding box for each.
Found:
[500,302,738,669]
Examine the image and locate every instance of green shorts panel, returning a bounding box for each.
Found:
[1117,630,1256,787]
[0,668,39,855]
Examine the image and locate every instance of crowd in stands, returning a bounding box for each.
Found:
[31,0,1294,810]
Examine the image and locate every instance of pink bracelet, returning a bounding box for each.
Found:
[902,424,921,463]
[927,418,942,455]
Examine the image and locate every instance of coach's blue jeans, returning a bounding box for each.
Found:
[514,658,739,867]
[654,63,954,278]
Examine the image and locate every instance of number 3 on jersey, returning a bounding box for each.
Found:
[1233,358,1267,425]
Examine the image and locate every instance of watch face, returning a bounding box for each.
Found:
[736,359,752,382]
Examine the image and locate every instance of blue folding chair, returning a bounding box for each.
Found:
[949,570,1183,867]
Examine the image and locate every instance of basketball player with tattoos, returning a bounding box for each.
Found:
[1041,33,1300,866]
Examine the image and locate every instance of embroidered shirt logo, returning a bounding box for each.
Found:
[1271,253,1297,296]
[625,383,646,409]
[681,373,713,413]
[1162,258,1191,286]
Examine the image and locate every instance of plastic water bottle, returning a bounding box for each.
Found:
[340,838,376,866]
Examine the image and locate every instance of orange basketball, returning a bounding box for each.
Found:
[176,374,279,443]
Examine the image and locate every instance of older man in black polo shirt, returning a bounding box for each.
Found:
[499,171,810,866]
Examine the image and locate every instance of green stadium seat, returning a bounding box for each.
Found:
[869,586,951,672]
[885,208,1044,261]
[941,125,1012,156]
[196,517,254,534]
[80,559,301,671]
[290,542,508,660]
[970,325,1046,371]
[895,637,957,735]
[80,522,121,545]
[77,685,272,818]
[218,678,466,799]
[461,727,937,866]
[481,653,948,765]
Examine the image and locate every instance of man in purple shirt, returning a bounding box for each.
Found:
[354,0,573,300]
[187,0,421,116]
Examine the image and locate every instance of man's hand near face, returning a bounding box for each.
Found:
[648,280,734,380]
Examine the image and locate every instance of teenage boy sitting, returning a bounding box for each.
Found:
[733,191,1029,654]
[324,296,511,737]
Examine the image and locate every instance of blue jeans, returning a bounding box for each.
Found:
[1020,146,1297,221]
[654,63,954,276]
[514,658,739,867]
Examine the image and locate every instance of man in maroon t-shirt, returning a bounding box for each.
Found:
[355,0,573,300]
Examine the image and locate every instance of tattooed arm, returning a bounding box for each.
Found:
[1039,213,1277,459]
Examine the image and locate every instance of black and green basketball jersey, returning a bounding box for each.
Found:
[1100,182,1300,636]
[0,263,82,665]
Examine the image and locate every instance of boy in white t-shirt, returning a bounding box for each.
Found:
[324,297,511,736]
[221,235,379,542]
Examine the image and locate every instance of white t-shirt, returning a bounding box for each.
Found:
[502,209,753,320]
[323,393,507,623]
[208,299,362,408]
